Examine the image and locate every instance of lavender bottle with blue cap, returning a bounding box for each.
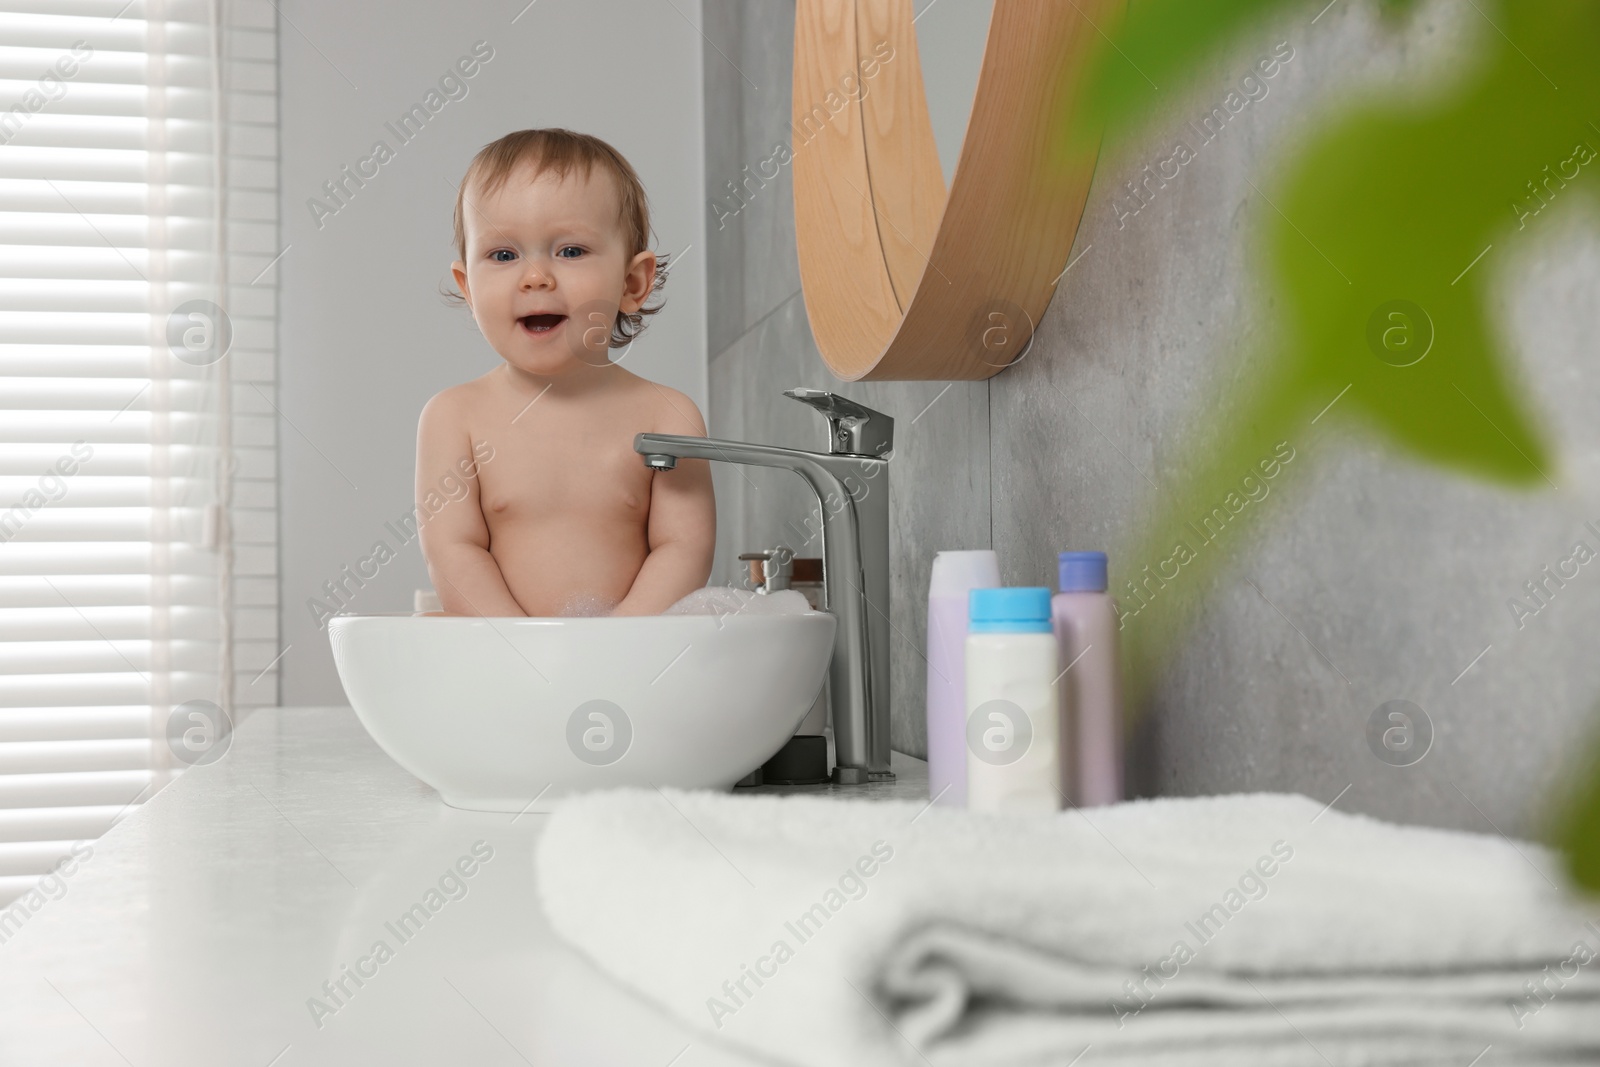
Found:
[1053,551,1124,806]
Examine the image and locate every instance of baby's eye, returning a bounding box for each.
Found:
[489,249,517,263]
[556,246,584,259]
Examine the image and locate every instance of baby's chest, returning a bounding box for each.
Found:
[477,438,652,521]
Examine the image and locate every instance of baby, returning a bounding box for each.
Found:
[416,129,715,617]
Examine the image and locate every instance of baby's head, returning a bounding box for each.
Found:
[450,128,666,376]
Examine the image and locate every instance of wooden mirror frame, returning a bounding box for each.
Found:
[792,0,1118,380]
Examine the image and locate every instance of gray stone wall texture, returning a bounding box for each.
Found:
[702,0,1600,836]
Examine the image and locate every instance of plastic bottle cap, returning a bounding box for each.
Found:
[968,586,1053,632]
[1058,551,1108,593]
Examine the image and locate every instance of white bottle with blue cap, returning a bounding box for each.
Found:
[965,587,1062,813]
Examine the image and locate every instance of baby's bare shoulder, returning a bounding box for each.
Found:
[420,374,503,429]
[420,379,477,420]
[629,376,707,436]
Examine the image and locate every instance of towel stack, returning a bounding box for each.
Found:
[536,789,1600,1066]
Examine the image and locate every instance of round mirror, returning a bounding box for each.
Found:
[791,0,1115,381]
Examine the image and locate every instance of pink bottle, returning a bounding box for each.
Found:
[1053,551,1124,806]
[925,550,1000,806]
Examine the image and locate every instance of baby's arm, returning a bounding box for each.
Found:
[611,389,716,616]
[415,390,526,616]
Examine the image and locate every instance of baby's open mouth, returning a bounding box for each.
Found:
[519,313,566,334]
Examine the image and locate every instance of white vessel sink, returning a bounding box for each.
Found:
[327,611,836,811]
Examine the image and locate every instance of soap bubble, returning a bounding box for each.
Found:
[1365,699,1432,767]
[166,699,233,766]
[567,699,632,766]
[966,699,1033,765]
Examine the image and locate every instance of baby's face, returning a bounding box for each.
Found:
[453,163,655,377]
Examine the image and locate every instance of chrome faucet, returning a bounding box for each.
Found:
[635,388,894,784]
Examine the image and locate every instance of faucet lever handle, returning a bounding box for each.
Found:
[783,388,894,458]
[738,546,794,593]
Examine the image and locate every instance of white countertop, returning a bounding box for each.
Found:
[0,706,928,1066]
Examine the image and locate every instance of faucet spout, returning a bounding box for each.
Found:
[635,393,894,785]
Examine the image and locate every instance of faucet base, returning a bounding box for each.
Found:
[830,767,898,785]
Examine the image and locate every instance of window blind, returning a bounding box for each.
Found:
[0,0,279,909]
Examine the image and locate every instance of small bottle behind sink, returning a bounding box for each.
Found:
[740,548,828,735]
[739,548,830,785]
[783,556,828,737]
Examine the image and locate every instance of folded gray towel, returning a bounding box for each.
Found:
[535,789,1600,1066]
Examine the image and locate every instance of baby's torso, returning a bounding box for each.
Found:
[462,373,661,616]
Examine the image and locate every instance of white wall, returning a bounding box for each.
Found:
[275,0,707,704]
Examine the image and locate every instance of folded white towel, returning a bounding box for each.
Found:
[535,789,1600,1066]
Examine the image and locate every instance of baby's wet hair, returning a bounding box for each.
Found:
[448,128,668,348]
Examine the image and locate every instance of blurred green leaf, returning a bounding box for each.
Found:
[1080,0,1293,137]
[1081,0,1429,140]
[1553,728,1600,892]
[1066,0,1600,889]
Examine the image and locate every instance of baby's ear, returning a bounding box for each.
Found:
[620,250,657,313]
[450,260,472,307]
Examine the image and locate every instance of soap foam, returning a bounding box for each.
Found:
[662,586,812,617]
[560,591,622,617]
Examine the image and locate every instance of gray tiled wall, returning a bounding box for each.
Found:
[702,0,1600,836]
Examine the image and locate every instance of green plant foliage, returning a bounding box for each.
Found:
[1078,0,1428,139]
[1068,0,1599,889]
[1547,732,1600,890]
[1079,0,1303,141]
